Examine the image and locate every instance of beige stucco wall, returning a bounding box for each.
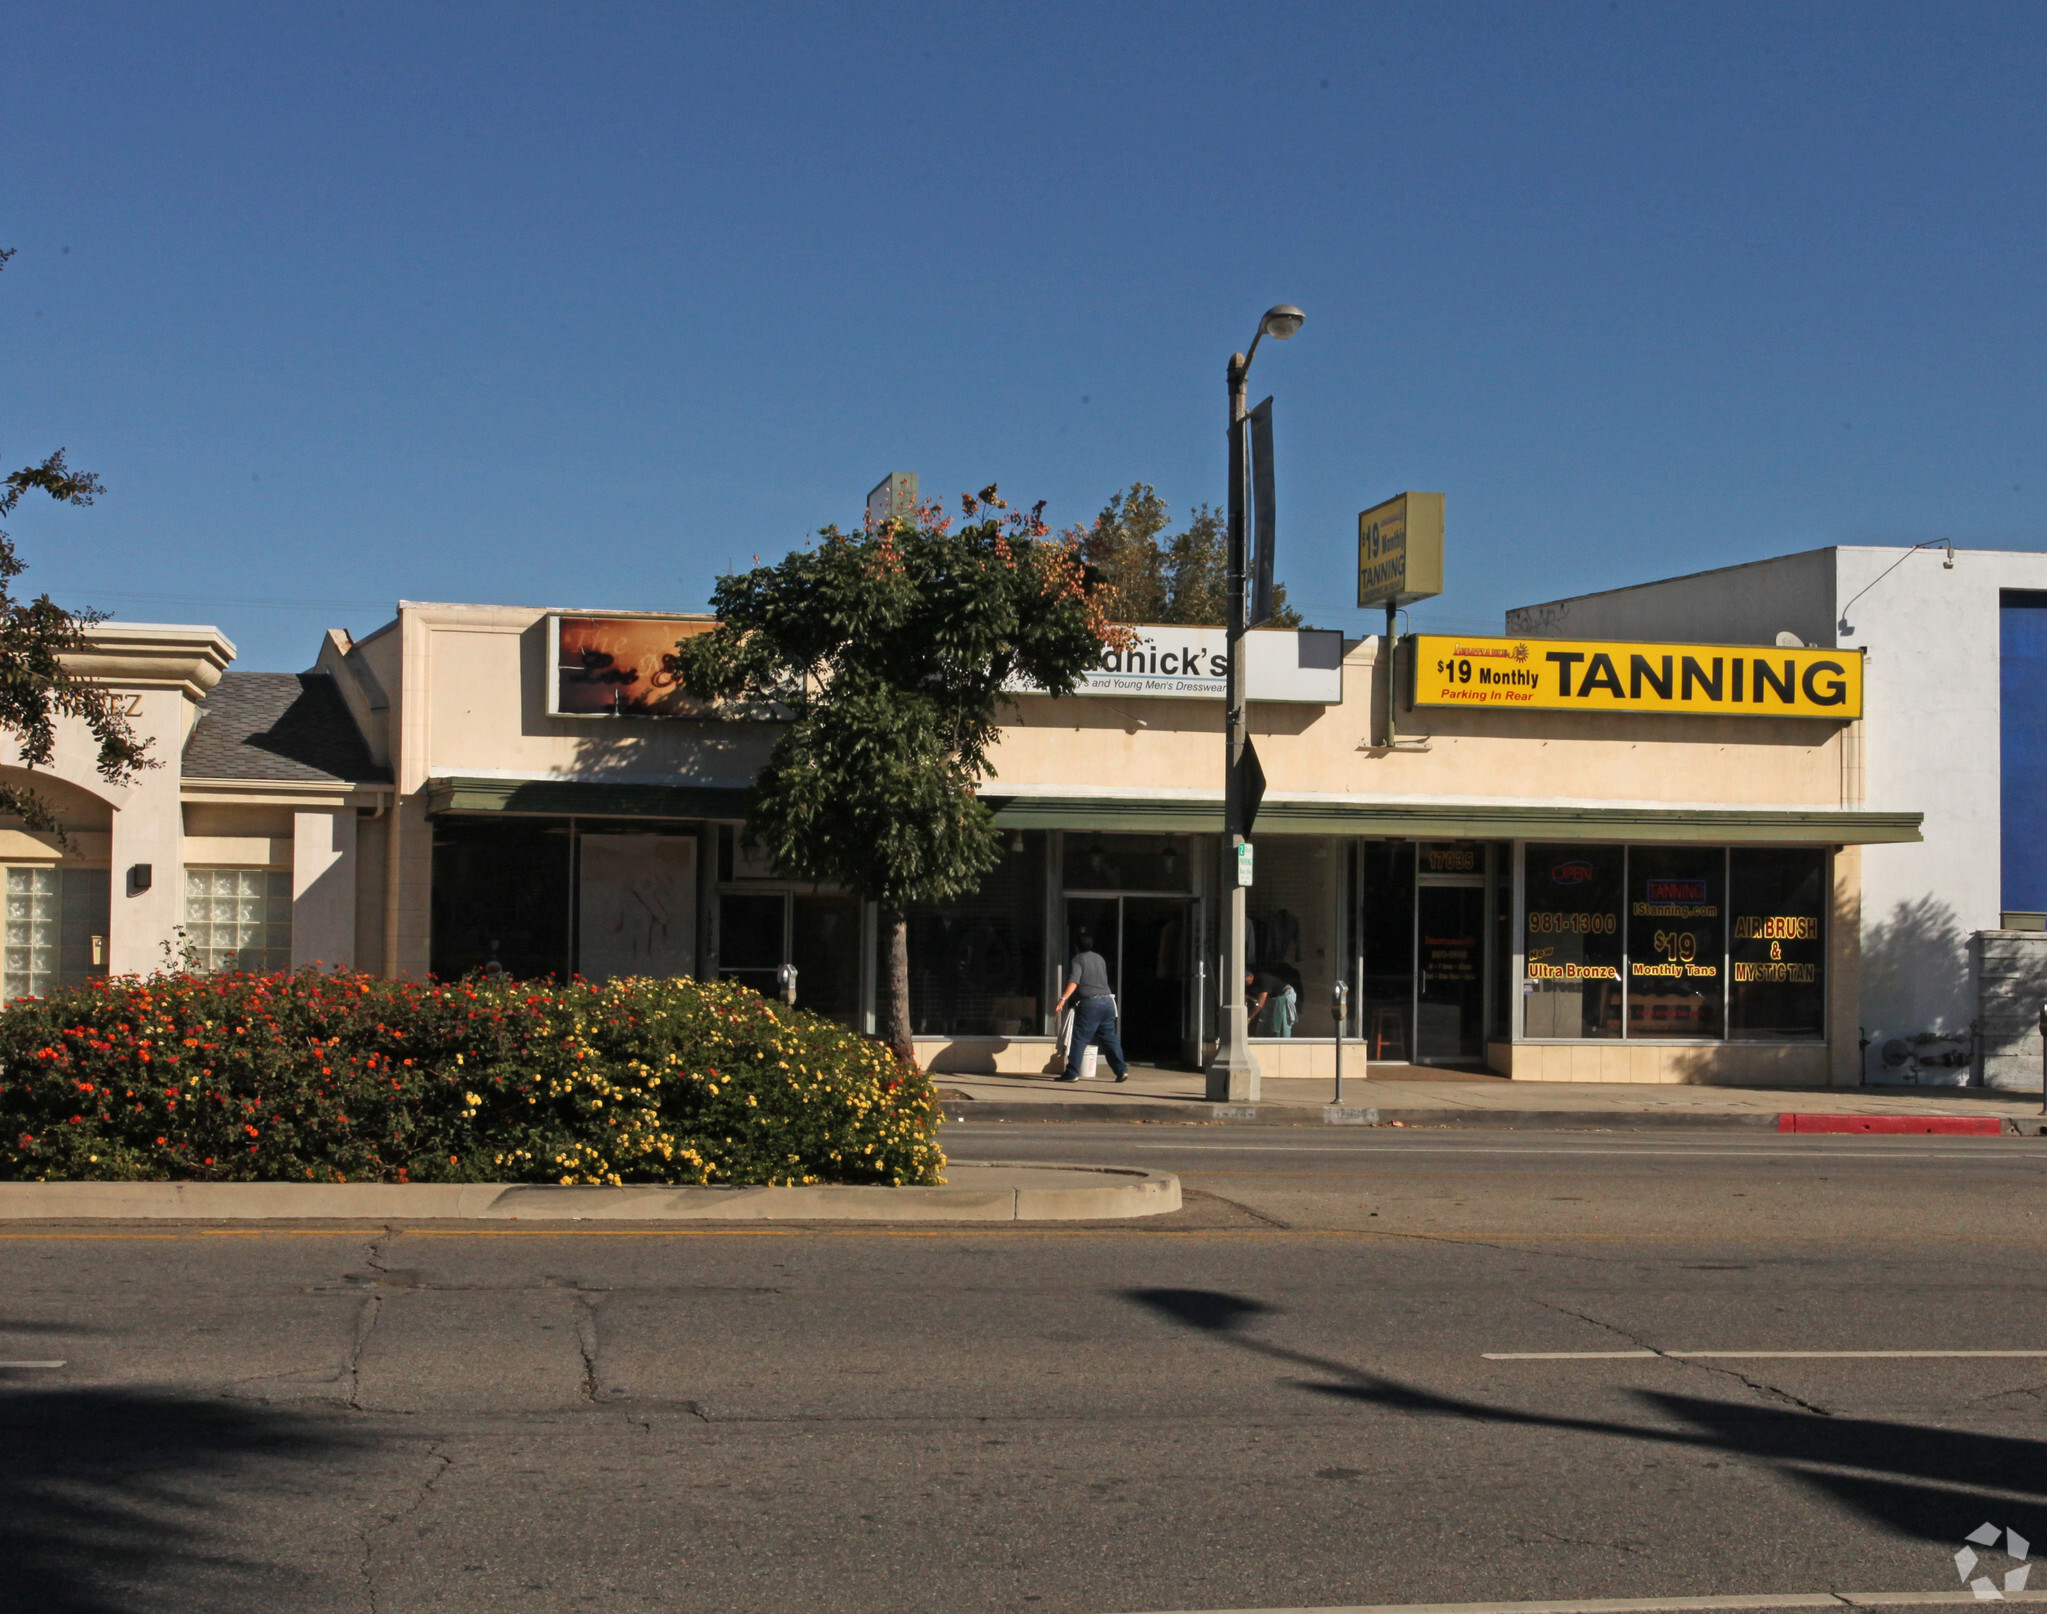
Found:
[391,604,775,793]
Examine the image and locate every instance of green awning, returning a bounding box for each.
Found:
[425,775,1922,846]
[425,776,749,820]
[984,794,1921,845]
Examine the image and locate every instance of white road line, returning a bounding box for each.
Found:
[0,1360,65,1369]
[1120,1590,2047,1614]
[1483,1350,2047,1361]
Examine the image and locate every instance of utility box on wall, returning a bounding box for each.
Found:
[1975,929,2047,1091]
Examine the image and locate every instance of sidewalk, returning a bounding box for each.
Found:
[936,1064,2047,1132]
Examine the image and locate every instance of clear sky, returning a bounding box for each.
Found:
[4,2,2044,670]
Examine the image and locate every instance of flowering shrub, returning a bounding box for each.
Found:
[0,972,944,1187]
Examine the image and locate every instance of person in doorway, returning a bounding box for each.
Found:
[1054,930,1128,1083]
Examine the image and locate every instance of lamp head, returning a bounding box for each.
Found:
[1260,304,1306,340]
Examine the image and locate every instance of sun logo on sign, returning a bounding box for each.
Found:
[1957,1522,2031,1600]
[1512,642,1529,662]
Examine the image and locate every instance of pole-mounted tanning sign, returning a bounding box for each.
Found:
[1356,491,1445,610]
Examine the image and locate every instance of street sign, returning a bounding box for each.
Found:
[1357,491,1445,610]
[1236,842,1255,887]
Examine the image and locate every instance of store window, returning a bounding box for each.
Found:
[183,868,293,974]
[1522,844,1624,1038]
[1360,841,1415,1059]
[1626,847,1723,1038]
[4,866,112,1001]
[902,832,1046,1036]
[431,819,573,980]
[1520,845,1827,1042]
[1247,838,1339,1038]
[1062,834,1191,894]
[1729,848,1827,1038]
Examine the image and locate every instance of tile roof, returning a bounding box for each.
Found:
[182,672,389,785]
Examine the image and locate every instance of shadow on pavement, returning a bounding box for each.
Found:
[1127,1286,2047,1550]
[0,1387,360,1614]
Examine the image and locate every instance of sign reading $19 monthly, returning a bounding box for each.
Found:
[1356,492,1445,610]
[1413,634,1862,719]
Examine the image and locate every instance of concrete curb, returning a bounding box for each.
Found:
[0,1162,1182,1223]
[942,1100,2046,1135]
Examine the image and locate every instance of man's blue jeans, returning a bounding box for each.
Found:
[1065,996,1128,1080]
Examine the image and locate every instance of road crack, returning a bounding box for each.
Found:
[343,1229,394,1414]
[575,1293,602,1402]
[358,1443,452,1613]
[1531,1299,1835,1417]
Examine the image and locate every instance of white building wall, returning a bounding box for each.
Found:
[291,808,358,970]
[1509,544,2047,1087]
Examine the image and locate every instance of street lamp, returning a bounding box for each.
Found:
[1207,304,1304,1103]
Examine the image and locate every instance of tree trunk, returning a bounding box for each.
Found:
[880,907,915,1069]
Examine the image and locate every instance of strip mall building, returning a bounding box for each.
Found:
[7,593,1922,1089]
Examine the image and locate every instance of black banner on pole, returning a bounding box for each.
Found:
[1249,396,1276,626]
[1237,736,1266,839]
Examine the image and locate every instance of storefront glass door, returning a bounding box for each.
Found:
[1415,884,1486,1062]
[1060,894,1194,1065]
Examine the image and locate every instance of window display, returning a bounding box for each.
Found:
[1521,844,1827,1042]
[1522,844,1624,1038]
[1247,838,1338,1037]
[1729,848,1827,1038]
[1625,847,1723,1038]
[904,833,1047,1036]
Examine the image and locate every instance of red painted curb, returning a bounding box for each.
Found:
[1777,1113,2004,1135]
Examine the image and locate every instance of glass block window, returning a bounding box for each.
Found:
[184,868,293,973]
[3,866,112,1002]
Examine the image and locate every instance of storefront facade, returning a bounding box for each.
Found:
[21,603,1920,1088]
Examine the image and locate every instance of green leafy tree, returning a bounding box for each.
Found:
[0,248,151,830]
[1077,481,1303,627]
[678,487,1127,1065]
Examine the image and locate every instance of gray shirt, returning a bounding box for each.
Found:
[1067,950,1113,999]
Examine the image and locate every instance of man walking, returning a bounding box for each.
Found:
[1053,929,1128,1083]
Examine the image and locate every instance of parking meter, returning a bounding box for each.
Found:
[777,962,798,1008]
[1332,979,1350,1103]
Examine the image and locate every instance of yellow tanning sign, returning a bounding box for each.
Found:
[1413,634,1862,719]
[1357,492,1444,610]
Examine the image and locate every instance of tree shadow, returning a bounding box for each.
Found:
[1126,1287,2047,1548]
[0,1386,361,1613]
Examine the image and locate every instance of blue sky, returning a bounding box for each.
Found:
[4,2,2044,669]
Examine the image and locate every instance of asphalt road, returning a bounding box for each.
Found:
[3,1125,2046,1614]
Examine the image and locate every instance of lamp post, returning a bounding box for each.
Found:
[1207,303,1305,1103]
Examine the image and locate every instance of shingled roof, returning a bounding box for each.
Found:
[182,672,389,785]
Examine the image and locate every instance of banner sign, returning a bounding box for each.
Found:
[549,615,718,718]
[1357,491,1445,610]
[1057,625,1342,704]
[1412,633,1862,719]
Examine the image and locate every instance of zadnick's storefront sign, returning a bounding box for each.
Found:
[1413,634,1863,720]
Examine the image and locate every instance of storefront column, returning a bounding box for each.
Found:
[106,689,184,976]
[1510,841,1527,1042]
